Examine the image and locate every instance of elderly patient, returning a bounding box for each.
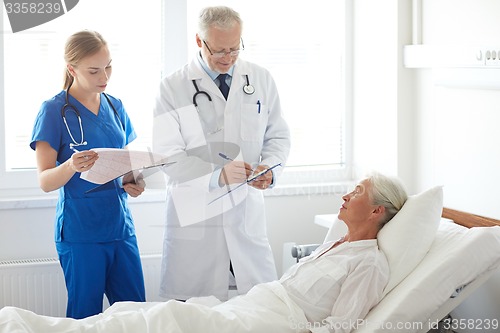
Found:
[0,172,407,333]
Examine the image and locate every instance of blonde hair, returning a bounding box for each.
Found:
[63,30,107,89]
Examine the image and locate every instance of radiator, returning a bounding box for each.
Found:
[0,253,163,317]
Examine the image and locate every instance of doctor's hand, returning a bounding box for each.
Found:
[248,165,273,190]
[219,161,253,186]
[69,150,98,173]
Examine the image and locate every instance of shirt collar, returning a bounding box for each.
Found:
[197,51,235,80]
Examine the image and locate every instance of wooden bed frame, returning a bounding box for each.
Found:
[442,207,500,228]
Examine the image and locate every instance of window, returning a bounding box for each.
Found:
[0,0,162,195]
[0,0,352,197]
[187,0,352,184]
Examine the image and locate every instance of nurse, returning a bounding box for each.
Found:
[153,6,291,301]
[30,30,146,319]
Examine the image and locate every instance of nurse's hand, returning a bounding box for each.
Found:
[219,161,253,186]
[248,165,273,190]
[69,150,98,173]
[123,173,146,198]
[123,181,145,197]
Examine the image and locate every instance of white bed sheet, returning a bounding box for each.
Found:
[0,281,310,333]
[353,221,500,333]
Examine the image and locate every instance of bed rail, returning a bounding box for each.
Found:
[442,207,500,228]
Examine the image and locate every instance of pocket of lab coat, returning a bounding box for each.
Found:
[240,103,268,142]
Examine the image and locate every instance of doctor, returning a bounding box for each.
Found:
[153,6,291,301]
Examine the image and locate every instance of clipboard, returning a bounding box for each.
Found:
[85,161,176,194]
[208,163,282,205]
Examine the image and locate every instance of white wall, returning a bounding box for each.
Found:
[351,0,416,190]
[415,0,500,218]
[408,0,500,331]
[352,0,400,180]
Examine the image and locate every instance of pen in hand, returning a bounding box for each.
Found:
[218,152,254,185]
[70,144,79,153]
[218,152,233,161]
[70,146,90,160]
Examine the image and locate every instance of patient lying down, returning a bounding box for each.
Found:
[0,172,407,333]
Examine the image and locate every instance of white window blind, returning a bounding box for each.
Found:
[187,0,350,172]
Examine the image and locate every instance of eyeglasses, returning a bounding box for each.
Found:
[203,39,244,58]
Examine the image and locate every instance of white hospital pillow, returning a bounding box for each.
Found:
[378,185,443,296]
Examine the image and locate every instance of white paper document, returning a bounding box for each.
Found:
[80,148,171,185]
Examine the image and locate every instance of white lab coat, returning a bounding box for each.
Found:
[153,56,291,301]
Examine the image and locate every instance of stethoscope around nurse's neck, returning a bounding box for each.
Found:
[191,74,255,107]
[61,81,123,151]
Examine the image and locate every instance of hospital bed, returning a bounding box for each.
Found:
[292,186,500,332]
[1,186,500,333]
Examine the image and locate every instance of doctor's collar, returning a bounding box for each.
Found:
[197,51,235,80]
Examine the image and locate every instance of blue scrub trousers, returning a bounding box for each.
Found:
[56,235,146,319]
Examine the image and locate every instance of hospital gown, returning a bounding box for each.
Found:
[281,239,390,332]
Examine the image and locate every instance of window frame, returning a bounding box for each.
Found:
[0,7,41,196]
[0,0,353,199]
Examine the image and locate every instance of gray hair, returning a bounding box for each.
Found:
[198,6,242,40]
[366,172,408,229]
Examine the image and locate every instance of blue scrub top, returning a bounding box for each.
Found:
[30,90,138,243]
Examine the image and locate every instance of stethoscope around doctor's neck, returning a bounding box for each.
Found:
[61,82,123,151]
[191,74,255,107]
